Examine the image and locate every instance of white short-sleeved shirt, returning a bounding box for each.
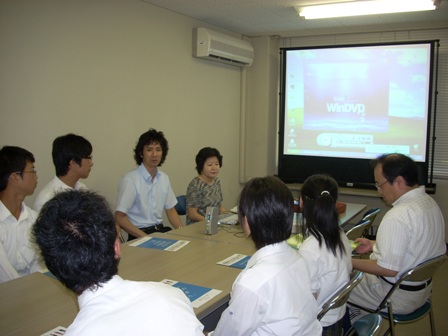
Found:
[65,275,204,336]
[373,186,446,283]
[213,241,322,336]
[349,186,446,314]
[299,232,352,327]
[33,176,87,212]
[0,202,41,283]
[115,165,177,228]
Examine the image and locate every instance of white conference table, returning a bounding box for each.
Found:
[0,233,255,335]
[0,202,366,335]
[171,202,367,240]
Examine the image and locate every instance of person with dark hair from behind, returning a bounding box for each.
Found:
[211,176,321,335]
[298,174,352,335]
[115,128,182,241]
[186,147,227,224]
[348,153,446,321]
[0,146,42,283]
[33,133,93,212]
[33,189,205,335]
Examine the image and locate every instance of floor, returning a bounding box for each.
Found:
[374,260,448,335]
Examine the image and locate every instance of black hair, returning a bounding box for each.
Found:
[52,134,92,176]
[33,190,118,295]
[300,174,345,257]
[0,146,35,192]
[133,128,169,166]
[238,176,293,250]
[372,153,419,187]
[195,147,223,174]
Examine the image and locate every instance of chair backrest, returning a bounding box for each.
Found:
[175,195,187,215]
[318,270,364,320]
[362,208,381,225]
[377,254,447,311]
[346,219,372,240]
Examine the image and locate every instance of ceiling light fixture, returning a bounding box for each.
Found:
[296,0,438,20]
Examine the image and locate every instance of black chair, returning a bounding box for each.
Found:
[349,254,447,336]
[175,195,187,216]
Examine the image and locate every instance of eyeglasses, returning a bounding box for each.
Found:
[15,169,37,175]
[374,180,388,189]
[83,155,93,160]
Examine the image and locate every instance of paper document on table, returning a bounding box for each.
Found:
[41,326,67,336]
[130,236,190,251]
[217,253,251,269]
[161,279,222,308]
[230,206,238,213]
[217,213,239,225]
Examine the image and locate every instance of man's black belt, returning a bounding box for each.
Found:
[141,224,165,234]
[379,276,432,292]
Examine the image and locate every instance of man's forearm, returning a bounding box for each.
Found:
[352,258,398,277]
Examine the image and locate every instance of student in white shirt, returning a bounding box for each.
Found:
[0,146,41,283]
[33,133,93,212]
[211,176,322,336]
[33,189,205,336]
[298,174,352,335]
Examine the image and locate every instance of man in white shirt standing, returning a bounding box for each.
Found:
[0,146,41,283]
[33,189,205,336]
[33,133,93,212]
[349,153,446,318]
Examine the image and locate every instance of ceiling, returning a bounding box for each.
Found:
[142,0,448,38]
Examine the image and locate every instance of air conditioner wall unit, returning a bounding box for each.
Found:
[193,27,254,67]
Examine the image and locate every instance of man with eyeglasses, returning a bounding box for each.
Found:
[347,153,446,322]
[0,146,42,283]
[33,133,93,212]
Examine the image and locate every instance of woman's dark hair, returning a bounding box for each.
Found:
[372,153,419,187]
[133,128,169,166]
[195,147,223,174]
[300,174,345,257]
[238,176,293,250]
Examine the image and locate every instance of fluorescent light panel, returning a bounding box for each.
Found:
[297,0,437,19]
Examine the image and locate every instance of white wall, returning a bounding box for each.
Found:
[0,0,245,210]
[1,0,447,241]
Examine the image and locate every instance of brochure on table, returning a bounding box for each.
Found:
[217,253,251,269]
[130,236,190,251]
[161,279,222,308]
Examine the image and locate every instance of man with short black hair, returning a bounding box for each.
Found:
[0,146,41,283]
[33,133,93,212]
[33,189,204,335]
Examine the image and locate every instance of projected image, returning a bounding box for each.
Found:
[283,43,431,162]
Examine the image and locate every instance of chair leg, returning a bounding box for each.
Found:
[428,306,436,336]
[387,301,395,336]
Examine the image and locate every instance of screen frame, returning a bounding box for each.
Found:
[277,40,437,189]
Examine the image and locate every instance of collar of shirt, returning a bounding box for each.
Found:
[392,185,425,207]
[138,164,160,183]
[78,275,124,308]
[0,201,29,223]
[246,241,291,269]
